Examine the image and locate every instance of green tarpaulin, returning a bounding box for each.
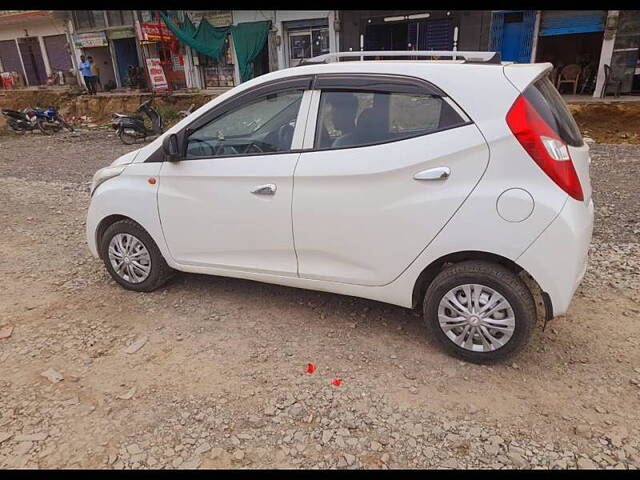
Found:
[160,11,229,59]
[180,15,196,37]
[160,12,270,83]
[230,21,270,83]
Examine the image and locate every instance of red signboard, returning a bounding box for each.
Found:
[137,22,174,42]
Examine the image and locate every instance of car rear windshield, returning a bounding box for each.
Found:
[523,76,584,147]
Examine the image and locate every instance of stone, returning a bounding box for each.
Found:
[0,432,13,444]
[125,336,148,354]
[118,387,136,400]
[210,447,224,459]
[344,453,356,466]
[321,430,333,445]
[127,444,142,455]
[0,325,13,339]
[194,442,211,455]
[180,455,202,469]
[577,457,598,469]
[440,458,459,469]
[508,452,527,468]
[232,449,245,462]
[41,368,64,383]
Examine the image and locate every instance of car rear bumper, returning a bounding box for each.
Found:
[517,196,594,317]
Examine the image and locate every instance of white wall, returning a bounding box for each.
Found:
[0,16,69,78]
[231,10,337,72]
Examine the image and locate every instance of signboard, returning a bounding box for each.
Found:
[145,57,168,91]
[137,21,175,42]
[107,28,135,40]
[186,10,233,27]
[74,31,108,48]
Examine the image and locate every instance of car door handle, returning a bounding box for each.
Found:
[413,167,451,181]
[250,183,277,195]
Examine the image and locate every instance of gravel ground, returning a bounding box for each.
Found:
[0,130,639,469]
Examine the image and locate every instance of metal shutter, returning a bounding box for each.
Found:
[518,11,536,62]
[540,11,606,36]
[489,13,505,52]
[364,25,389,51]
[43,34,72,71]
[0,40,23,74]
[416,19,454,50]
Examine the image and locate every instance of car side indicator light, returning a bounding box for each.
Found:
[148,177,157,185]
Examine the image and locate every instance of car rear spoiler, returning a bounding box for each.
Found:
[503,62,554,93]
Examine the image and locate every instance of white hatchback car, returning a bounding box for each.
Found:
[87,51,594,363]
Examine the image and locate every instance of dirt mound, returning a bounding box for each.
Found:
[0,89,217,127]
[569,102,640,144]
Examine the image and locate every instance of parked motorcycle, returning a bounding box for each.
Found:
[30,106,74,135]
[2,108,40,133]
[111,99,164,145]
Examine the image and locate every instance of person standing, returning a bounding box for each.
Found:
[89,56,101,93]
[79,55,95,95]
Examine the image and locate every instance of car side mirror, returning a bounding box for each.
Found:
[163,133,181,161]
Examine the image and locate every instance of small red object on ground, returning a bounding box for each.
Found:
[331,378,342,387]
[306,363,316,374]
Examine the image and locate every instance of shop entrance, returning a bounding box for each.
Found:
[535,10,606,95]
[112,37,139,87]
[82,46,116,91]
[17,37,47,85]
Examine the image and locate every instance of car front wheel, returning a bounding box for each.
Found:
[99,219,173,292]
[423,260,536,363]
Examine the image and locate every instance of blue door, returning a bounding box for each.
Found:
[113,37,139,87]
[502,21,526,62]
[490,11,536,64]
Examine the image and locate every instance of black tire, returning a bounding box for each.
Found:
[99,219,174,292]
[422,260,536,364]
[37,119,56,135]
[118,127,139,145]
[58,116,74,132]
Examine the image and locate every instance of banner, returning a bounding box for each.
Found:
[107,28,135,40]
[137,22,175,42]
[145,58,169,92]
[74,31,108,48]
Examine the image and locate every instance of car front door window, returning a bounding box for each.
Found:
[186,90,304,158]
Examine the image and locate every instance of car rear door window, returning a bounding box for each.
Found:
[523,76,584,147]
[315,90,467,150]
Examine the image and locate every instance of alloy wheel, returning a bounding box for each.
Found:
[437,283,515,352]
[107,233,152,284]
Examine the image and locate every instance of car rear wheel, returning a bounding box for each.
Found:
[423,260,536,363]
[99,219,173,292]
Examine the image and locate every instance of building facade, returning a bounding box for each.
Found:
[1,10,638,97]
[339,10,490,54]
[0,10,75,87]
[489,10,640,97]
[70,10,146,90]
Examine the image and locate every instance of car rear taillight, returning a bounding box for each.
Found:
[506,95,583,201]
